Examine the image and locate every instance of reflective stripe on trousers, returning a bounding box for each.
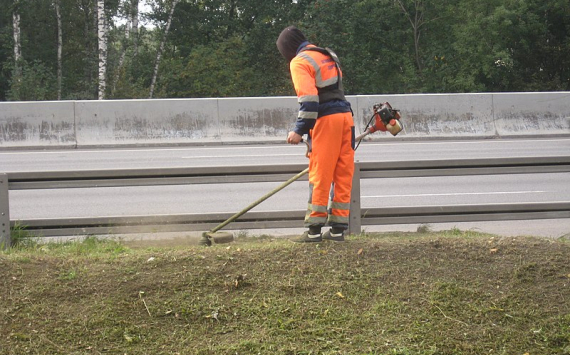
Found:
[304,111,355,229]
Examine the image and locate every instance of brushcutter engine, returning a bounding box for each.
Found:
[353,102,404,149]
[367,102,403,136]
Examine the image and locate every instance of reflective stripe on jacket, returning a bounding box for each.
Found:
[290,44,351,136]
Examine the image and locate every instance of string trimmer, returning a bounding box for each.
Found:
[199,102,403,246]
[199,166,309,246]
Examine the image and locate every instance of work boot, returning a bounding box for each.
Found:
[291,230,322,243]
[322,229,345,242]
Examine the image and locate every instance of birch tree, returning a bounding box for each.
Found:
[55,0,62,100]
[149,0,179,99]
[112,20,131,94]
[131,0,139,55]
[97,0,107,100]
[113,0,141,92]
[12,4,22,80]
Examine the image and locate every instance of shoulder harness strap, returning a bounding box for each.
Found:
[301,46,342,89]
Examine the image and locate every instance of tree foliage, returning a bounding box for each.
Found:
[0,0,568,101]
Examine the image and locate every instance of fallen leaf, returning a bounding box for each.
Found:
[357,248,363,255]
[335,292,345,299]
[235,274,247,288]
[490,248,498,254]
[206,310,219,321]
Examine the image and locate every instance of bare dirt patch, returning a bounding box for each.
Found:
[1,231,569,354]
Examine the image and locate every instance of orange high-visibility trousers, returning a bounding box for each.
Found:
[305,111,355,229]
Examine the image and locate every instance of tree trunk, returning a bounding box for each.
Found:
[131,0,139,55]
[396,0,424,72]
[12,10,22,79]
[112,0,139,95]
[55,0,63,100]
[112,11,131,95]
[97,0,107,100]
[225,0,237,38]
[79,0,94,97]
[149,0,179,99]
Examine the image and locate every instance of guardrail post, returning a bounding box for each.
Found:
[349,162,362,236]
[0,174,10,249]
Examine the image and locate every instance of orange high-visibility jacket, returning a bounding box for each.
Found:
[290,44,352,136]
[289,43,355,229]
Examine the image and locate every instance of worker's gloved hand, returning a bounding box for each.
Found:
[287,131,303,144]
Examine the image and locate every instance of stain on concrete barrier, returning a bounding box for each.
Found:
[0,101,76,147]
[493,92,570,136]
[218,97,298,141]
[75,99,219,145]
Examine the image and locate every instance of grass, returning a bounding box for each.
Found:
[1,229,570,354]
[4,223,40,250]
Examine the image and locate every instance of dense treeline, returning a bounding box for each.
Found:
[1,0,569,101]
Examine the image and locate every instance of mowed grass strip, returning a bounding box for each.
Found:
[1,231,570,355]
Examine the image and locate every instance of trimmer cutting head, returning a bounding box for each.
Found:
[199,231,234,246]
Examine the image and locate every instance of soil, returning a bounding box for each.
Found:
[1,231,569,354]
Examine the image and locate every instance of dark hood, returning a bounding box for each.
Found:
[276,26,307,62]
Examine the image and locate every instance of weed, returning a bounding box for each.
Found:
[42,236,129,256]
[444,226,464,236]
[7,222,39,249]
[416,224,432,233]
[58,268,78,280]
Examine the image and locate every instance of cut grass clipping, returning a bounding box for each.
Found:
[1,231,570,355]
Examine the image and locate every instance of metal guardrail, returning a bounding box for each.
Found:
[1,156,570,246]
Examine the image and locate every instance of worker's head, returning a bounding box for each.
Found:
[276,25,308,62]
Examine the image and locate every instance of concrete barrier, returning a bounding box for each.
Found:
[75,98,220,146]
[1,92,569,149]
[493,92,570,136]
[356,94,496,138]
[0,101,76,147]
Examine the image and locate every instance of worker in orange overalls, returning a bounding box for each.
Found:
[276,25,355,242]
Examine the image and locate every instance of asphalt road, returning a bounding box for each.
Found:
[1,137,569,172]
[1,137,570,238]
